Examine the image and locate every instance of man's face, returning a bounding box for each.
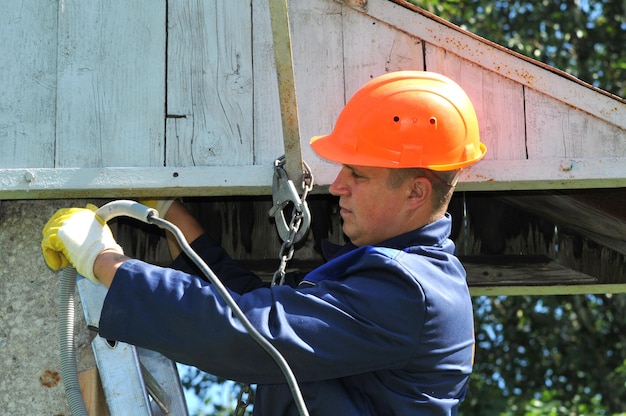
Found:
[329,165,413,246]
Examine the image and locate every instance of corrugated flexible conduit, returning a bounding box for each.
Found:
[59,266,89,416]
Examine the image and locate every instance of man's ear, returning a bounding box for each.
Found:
[406,177,431,209]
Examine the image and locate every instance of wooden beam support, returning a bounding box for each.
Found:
[455,158,626,191]
[2,156,624,199]
[0,166,274,199]
[470,284,626,297]
[499,191,626,256]
[463,255,598,286]
[463,255,603,296]
[78,368,110,416]
[464,255,625,295]
[239,255,625,297]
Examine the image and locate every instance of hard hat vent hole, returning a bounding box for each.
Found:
[393,116,400,122]
[430,117,437,125]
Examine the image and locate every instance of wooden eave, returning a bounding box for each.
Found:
[1,0,624,198]
[388,0,625,105]
[337,0,626,293]
[1,0,623,293]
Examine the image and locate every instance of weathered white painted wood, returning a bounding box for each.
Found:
[342,4,425,95]
[357,0,626,130]
[56,0,165,168]
[425,46,528,162]
[0,0,57,168]
[0,166,274,199]
[252,0,285,166]
[1,0,624,197]
[289,0,346,182]
[166,1,253,167]
[1,156,622,199]
[302,2,429,185]
[525,88,626,159]
[457,158,626,190]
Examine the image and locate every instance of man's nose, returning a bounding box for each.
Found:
[329,167,349,196]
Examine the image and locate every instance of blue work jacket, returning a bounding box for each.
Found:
[99,213,474,415]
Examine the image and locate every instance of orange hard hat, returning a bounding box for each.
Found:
[310,71,486,170]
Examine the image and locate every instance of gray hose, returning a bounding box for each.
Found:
[58,267,89,416]
[55,201,160,415]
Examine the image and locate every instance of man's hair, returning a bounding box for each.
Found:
[387,168,458,212]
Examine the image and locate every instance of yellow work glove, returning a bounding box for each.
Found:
[41,204,124,283]
[139,199,176,218]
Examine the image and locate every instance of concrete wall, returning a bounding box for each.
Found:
[0,200,96,415]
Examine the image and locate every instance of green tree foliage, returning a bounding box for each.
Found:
[464,295,626,414]
[409,0,626,97]
[179,366,253,416]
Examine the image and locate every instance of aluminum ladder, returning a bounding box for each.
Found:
[77,278,188,415]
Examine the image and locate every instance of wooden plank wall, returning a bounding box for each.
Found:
[55,0,165,168]
[0,0,165,169]
[166,2,253,167]
[1,0,624,196]
[1,1,58,168]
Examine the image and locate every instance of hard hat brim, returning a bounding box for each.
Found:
[310,134,487,170]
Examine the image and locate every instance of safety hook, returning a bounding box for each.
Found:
[268,157,312,245]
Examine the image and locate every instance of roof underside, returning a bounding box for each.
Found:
[0,0,623,291]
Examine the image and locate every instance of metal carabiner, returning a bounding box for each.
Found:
[268,158,311,245]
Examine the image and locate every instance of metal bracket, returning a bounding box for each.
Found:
[268,0,305,193]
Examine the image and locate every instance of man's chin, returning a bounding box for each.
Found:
[341,226,354,242]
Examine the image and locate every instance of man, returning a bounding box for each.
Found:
[42,71,486,415]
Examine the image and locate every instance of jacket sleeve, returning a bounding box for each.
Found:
[169,233,266,294]
[98,250,427,385]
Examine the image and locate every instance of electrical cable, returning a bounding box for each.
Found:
[148,214,310,416]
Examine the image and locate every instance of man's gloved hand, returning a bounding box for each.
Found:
[41,204,124,283]
[139,199,176,219]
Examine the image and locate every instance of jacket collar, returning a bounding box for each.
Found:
[321,213,453,261]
